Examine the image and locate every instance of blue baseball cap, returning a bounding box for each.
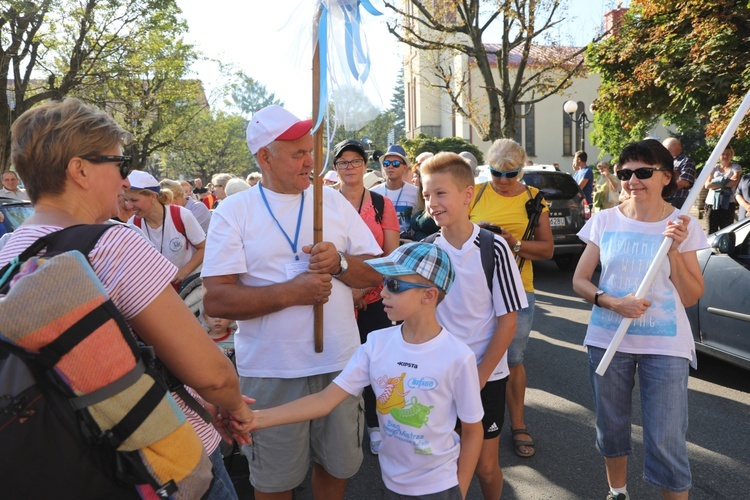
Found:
[365,242,455,293]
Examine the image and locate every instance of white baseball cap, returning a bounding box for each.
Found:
[127,170,160,193]
[246,105,313,154]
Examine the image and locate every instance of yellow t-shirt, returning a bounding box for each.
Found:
[469,183,549,293]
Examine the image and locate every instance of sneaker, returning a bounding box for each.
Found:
[390,396,433,429]
[606,492,628,500]
[368,428,382,455]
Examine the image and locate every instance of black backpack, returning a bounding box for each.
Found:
[0,225,213,499]
[422,228,495,292]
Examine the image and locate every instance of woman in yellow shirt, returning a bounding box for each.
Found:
[469,139,554,458]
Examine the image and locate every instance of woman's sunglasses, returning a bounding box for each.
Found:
[383,277,433,294]
[489,167,521,179]
[79,155,133,179]
[615,167,668,181]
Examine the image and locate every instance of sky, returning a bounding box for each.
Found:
[176,0,628,119]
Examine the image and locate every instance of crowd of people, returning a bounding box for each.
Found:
[0,97,740,500]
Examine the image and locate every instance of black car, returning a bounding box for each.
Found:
[0,196,34,235]
[686,217,750,370]
[521,166,589,270]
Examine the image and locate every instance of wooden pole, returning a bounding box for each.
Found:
[312,6,324,353]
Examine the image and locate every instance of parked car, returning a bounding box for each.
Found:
[686,216,750,370]
[521,166,589,270]
[0,196,34,235]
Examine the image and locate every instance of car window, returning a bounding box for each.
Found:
[522,172,580,200]
[1,204,34,232]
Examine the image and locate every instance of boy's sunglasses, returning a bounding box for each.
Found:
[489,167,521,179]
[384,277,433,294]
[615,167,668,181]
[79,155,133,179]
[382,160,403,168]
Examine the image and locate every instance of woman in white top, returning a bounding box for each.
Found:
[125,170,206,288]
[704,145,742,233]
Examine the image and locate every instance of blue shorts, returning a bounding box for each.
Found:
[588,347,691,492]
[507,292,536,367]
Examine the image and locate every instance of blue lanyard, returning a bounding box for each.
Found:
[387,185,404,207]
[258,182,305,260]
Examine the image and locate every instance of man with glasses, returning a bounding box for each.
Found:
[371,144,420,238]
[201,105,383,500]
[1,171,30,201]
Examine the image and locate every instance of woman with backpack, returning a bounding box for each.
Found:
[331,139,399,455]
[124,170,206,289]
[2,98,253,499]
[469,139,554,458]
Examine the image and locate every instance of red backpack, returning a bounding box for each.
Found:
[133,204,191,249]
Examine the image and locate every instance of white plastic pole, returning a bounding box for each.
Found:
[595,90,750,376]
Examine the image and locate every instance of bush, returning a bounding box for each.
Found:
[401,134,484,164]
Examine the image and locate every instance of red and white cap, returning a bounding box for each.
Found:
[246,105,313,154]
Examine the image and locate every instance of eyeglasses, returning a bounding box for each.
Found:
[383,277,433,294]
[334,158,365,170]
[615,167,668,181]
[382,160,403,168]
[79,155,133,179]
[489,167,520,179]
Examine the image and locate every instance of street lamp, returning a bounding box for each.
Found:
[563,100,593,152]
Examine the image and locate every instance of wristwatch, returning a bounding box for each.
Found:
[594,290,605,307]
[331,251,348,278]
[512,240,522,253]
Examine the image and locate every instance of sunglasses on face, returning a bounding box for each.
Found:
[615,167,668,181]
[79,155,133,179]
[382,160,403,168]
[335,158,365,170]
[489,167,521,179]
[383,277,433,294]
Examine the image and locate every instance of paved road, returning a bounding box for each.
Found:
[230,259,750,499]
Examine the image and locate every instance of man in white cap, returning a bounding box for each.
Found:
[201,105,383,500]
[371,144,419,237]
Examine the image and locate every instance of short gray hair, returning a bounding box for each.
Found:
[486,139,526,181]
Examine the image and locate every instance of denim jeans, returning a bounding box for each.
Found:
[507,292,536,367]
[206,446,238,500]
[588,347,691,492]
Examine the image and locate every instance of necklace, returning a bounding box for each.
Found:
[356,187,366,214]
[142,204,167,254]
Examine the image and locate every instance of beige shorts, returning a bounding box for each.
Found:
[240,372,364,493]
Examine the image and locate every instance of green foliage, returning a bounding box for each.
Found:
[389,69,406,143]
[401,134,484,164]
[229,71,284,118]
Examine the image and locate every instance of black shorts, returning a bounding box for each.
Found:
[456,376,507,439]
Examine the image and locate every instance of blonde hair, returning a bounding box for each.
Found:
[10,97,131,203]
[420,152,475,189]
[127,187,172,205]
[485,139,526,181]
[159,179,184,200]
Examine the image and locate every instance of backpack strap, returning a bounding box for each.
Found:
[471,182,490,212]
[169,204,190,249]
[370,190,385,225]
[422,229,494,292]
[133,217,142,229]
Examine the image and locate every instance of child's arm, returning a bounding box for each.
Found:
[457,420,483,498]
[252,383,350,430]
[477,312,517,387]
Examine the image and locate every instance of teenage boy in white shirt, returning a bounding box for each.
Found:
[249,242,484,499]
[421,152,527,499]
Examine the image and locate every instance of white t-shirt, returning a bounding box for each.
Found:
[129,205,205,270]
[577,207,709,368]
[433,225,528,381]
[201,184,382,378]
[371,182,419,235]
[334,325,483,496]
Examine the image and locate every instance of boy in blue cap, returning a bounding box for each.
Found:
[250,242,484,499]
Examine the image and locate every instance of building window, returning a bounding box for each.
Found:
[563,110,572,156]
[575,101,584,152]
[524,104,535,157]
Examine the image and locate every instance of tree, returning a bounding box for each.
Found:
[229,70,283,118]
[383,0,588,141]
[389,69,406,143]
[401,133,483,164]
[0,0,175,170]
[587,0,750,161]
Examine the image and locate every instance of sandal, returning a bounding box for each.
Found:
[511,428,536,458]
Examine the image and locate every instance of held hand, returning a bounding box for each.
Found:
[613,293,652,318]
[302,242,339,274]
[664,216,690,250]
[215,397,256,445]
[291,271,333,305]
[353,288,367,310]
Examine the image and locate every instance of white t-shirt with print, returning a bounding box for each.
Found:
[577,207,709,367]
[334,325,483,496]
[201,184,382,378]
[371,182,419,235]
[129,205,205,270]
[433,224,528,381]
